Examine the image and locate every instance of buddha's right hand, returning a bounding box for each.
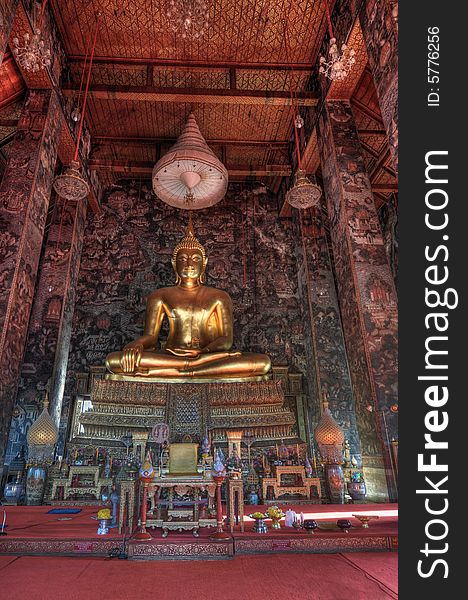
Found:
[121,345,144,373]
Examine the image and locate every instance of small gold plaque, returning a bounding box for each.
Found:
[169,443,199,474]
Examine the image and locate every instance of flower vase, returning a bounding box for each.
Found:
[250,516,268,534]
[247,490,259,505]
[325,464,345,504]
[25,465,47,506]
[271,518,281,529]
[347,480,367,502]
[97,519,110,535]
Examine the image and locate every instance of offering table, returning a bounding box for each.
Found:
[262,465,321,501]
[147,474,216,537]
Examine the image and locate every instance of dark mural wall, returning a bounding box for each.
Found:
[296,206,362,462]
[60,181,312,443]
[378,193,398,285]
[318,100,398,463]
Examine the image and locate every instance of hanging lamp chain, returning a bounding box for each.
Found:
[74,13,100,162]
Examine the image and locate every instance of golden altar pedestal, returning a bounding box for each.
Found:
[68,365,306,456]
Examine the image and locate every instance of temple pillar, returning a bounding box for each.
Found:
[359,0,398,172]
[318,100,398,501]
[0,0,19,66]
[47,197,87,431]
[296,207,364,468]
[0,89,61,470]
[4,193,87,464]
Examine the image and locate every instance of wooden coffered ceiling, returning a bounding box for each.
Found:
[50,0,328,189]
[2,1,396,206]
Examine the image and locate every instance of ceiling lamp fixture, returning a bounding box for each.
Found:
[53,15,101,202]
[286,170,322,210]
[295,114,304,129]
[166,0,210,40]
[152,113,228,210]
[282,20,322,210]
[12,0,51,72]
[319,0,355,81]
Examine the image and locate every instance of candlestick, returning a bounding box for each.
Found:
[296,443,300,457]
[276,444,279,458]
[134,481,152,541]
[0,510,6,535]
[210,474,230,540]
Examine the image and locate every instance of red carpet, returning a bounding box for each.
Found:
[2,504,398,539]
[0,553,397,600]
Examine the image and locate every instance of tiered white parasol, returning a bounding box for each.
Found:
[152,113,228,210]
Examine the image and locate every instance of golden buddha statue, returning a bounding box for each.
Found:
[106,217,271,381]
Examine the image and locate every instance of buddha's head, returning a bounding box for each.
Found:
[172,215,208,285]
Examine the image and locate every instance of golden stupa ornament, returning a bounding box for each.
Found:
[152,113,228,210]
[314,399,345,465]
[27,392,59,464]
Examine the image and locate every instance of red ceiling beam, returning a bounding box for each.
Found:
[358,128,387,135]
[0,118,19,127]
[0,89,24,110]
[371,183,398,192]
[93,136,289,148]
[67,55,314,72]
[370,148,393,180]
[62,84,318,107]
[88,159,291,177]
[351,97,384,125]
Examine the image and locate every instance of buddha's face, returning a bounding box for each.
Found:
[175,249,205,283]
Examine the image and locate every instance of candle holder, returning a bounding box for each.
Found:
[337,519,352,533]
[0,510,7,535]
[134,453,154,541]
[210,474,230,540]
[353,514,379,528]
[302,519,318,534]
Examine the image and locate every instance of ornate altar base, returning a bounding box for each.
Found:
[0,504,397,559]
[69,366,306,455]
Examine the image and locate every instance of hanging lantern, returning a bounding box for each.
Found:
[71,107,81,122]
[319,38,356,82]
[53,15,100,201]
[152,113,228,210]
[12,0,51,73]
[286,170,322,209]
[165,0,210,40]
[295,114,304,129]
[12,29,51,73]
[318,1,355,82]
[53,160,90,201]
